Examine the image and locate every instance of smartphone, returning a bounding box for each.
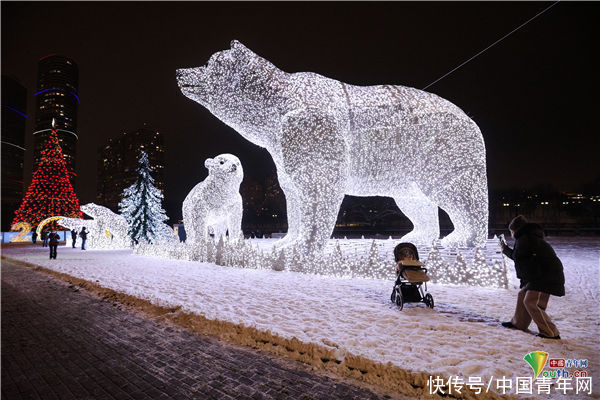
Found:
[499,234,507,245]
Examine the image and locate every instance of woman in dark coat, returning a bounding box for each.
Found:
[501,215,565,339]
[48,230,59,259]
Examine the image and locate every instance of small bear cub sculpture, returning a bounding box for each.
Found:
[182,154,243,243]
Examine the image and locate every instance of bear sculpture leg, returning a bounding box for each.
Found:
[226,203,243,241]
[273,173,301,249]
[278,108,348,256]
[182,202,206,245]
[406,114,488,248]
[430,166,488,248]
[210,219,227,240]
[393,183,440,245]
[295,187,345,255]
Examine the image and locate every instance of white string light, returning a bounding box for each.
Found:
[135,237,507,288]
[80,203,131,248]
[176,40,489,260]
[182,154,243,244]
[56,202,176,249]
[119,151,173,244]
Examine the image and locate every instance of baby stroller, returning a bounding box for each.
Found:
[390,242,434,310]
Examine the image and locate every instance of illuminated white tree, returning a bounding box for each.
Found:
[451,252,468,284]
[332,241,352,277]
[176,40,488,259]
[425,246,445,282]
[272,248,286,271]
[119,151,169,244]
[470,248,491,285]
[182,154,243,244]
[491,260,509,289]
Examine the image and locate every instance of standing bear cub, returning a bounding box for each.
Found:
[177,40,488,253]
[182,154,243,244]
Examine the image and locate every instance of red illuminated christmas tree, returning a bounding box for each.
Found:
[12,130,82,230]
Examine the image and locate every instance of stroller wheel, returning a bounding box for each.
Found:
[390,289,396,303]
[395,292,404,310]
[425,293,434,309]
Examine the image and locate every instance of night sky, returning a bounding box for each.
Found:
[2,2,598,221]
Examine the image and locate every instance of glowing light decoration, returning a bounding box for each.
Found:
[424,246,445,283]
[137,236,508,286]
[176,40,489,261]
[182,154,243,244]
[56,202,168,249]
[119,151,175,244]
[36,216,65,237]
[56,216,94,247]
[10,222,32,242]
[470,247,491,283]
[56,217,89,232]
[80,203,131,248]
[451,252,468,284]
[12,130,82,230]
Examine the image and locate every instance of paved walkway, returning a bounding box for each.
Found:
[1,260,394,400]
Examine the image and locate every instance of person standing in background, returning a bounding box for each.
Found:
[48,230,59,259]
[79,227,88,250]
[41,229,48,247]
[71,229,78,248]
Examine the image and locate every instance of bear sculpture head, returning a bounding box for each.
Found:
[81,203,114,219]
[176,40,280,143]
[205,153,244,184]
[177,40,257,107]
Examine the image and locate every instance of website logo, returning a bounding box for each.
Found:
[524,351,549,378]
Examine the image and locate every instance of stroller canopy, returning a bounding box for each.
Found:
[394,242,420,262]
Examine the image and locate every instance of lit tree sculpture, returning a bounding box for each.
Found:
[119,151,169,244]
[12,129,82,230]
[176,40,489,258]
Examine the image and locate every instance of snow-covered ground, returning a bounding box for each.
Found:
[2,237,598,398]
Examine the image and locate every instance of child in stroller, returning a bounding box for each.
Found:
[390,242,434,310]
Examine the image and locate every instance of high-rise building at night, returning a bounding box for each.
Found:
[1,75,28,231]
[97,124,165,211]
[33,54,79,181]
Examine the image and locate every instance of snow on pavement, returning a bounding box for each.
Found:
[2,237,598,398]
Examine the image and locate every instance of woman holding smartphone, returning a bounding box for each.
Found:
[500,215,565,339]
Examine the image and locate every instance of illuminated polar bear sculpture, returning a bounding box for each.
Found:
[57,217,100,248]
[56,217,89,233]
[81,203,178,246]
[177,41,488,252]
[182,154,243,244]
[79,203,131,248]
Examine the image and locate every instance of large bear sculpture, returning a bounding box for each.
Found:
[177,41,488,253]
[182,154,243,244]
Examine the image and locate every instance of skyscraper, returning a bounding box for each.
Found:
[1,75,28,231]
[32,54,79,181]
[97,124,165,212]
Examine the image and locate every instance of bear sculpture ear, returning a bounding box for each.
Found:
[204,158,213,170]
[230,40,250,54]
